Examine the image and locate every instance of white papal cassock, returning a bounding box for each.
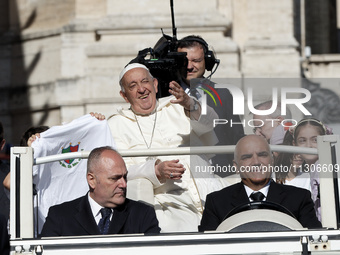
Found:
[108,96,226,232]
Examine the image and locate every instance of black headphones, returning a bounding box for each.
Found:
[178,36,220,71]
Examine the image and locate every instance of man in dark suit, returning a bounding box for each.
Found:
[41,146,160,236]
[199,135,322,231]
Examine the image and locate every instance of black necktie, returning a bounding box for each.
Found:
[250,191,265,202]
[98,208,112,234]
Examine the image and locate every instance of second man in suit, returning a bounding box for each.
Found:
[41,146,160,236]
[199,135,322,231]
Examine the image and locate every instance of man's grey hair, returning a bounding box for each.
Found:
[119,77,126,92]
[254,100,292,119]
[87,146,121,174]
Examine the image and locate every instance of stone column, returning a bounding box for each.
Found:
[232,0,300,78]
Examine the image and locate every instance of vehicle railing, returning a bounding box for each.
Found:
[9,135,340,240]
[34,145,318,165]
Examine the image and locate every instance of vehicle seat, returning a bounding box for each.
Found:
[127,178,155,206]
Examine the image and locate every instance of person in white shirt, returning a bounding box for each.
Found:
[13,115,116,235]
[274,129,311,192]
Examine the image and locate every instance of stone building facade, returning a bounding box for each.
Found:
[1,0,340,144]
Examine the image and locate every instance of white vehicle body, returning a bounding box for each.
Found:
[9,135,340,254]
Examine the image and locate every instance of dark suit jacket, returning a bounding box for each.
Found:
[41,195,160,237]
[189,79,245,172]
[199,181,322,231]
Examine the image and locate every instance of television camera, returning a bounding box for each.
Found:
[129,0,220,98]
[129,32,187,98]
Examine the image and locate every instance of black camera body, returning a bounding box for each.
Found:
[129,34,187,98]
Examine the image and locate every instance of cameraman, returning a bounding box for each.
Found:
[175,35,245,174]
[176,35,208,92]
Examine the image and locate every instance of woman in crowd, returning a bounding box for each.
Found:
[291,118,332,221]
[274,130,311,191]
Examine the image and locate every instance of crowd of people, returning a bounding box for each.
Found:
[1,35,334,247]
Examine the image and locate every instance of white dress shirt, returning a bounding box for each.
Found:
[88,193,113,224]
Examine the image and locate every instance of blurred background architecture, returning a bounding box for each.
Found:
[1,0,340,146]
